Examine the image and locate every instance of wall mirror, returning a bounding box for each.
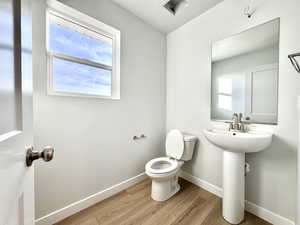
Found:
[211,18,279,125]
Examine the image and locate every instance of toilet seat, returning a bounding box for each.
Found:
[145,157,178,174]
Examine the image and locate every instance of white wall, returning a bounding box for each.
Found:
[167,0,300,221]
[33,0,166,219]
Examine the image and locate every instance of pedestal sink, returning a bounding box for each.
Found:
[203,129,272,224]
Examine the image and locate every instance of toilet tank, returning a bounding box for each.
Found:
[181,134,197,161]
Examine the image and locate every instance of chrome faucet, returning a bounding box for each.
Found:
[228,113,247,132]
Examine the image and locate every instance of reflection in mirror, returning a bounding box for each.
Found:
[0,0,18,135]
[211,19,279,125]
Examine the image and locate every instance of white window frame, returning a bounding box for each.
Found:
[46,0,121,99]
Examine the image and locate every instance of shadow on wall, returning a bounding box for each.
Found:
[181,137,201,173]
[245,134,297,217]
[182,134,297,204]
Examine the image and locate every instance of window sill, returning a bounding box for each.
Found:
[47,90,120,100]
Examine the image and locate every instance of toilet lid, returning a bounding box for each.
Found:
[165,129,184,159]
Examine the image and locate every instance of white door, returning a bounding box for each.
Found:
[0,0,34,224]
[0,0,53,224]
[298,96,300,225]
[245,63,278,124]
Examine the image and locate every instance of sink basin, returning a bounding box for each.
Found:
[203,129,273,224]
[203,129,272,153]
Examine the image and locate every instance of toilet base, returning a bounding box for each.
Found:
[151,175,180,201]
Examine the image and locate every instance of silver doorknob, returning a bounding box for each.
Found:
[26,146,54,167]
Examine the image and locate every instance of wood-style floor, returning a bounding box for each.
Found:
[55,178,272,225]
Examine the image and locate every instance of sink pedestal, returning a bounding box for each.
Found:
[204,129,272,224]
[203,129,272,224]
[223,151,245,224]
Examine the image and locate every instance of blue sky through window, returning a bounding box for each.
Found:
[50,23,113,66]
[53,57,112,96]
[49,19,113,96]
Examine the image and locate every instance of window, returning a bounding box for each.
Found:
[217,77,232,111]
[47,1,120,99]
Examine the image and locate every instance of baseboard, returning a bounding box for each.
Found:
[179,170,223,198]
[35,173,147,225]
[179,170,295,225]
[245,201,295,225]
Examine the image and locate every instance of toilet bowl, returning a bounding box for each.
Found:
[145,129,197,201]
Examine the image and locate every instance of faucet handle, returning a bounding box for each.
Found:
[238,113,243,122]
[232,113,238,119]
[228,122,234,131]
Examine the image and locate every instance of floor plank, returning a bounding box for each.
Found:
[55,178,272,225]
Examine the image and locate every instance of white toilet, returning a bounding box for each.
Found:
[145,129,197,201]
